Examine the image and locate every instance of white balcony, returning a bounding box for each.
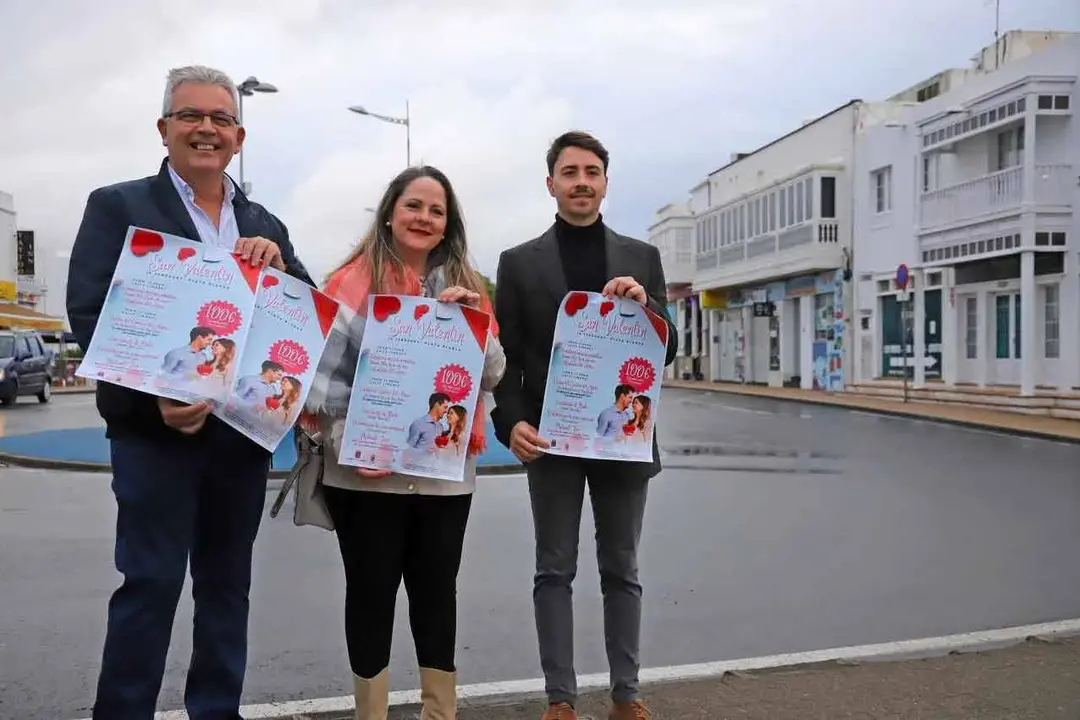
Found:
[919,164,1073,231]
[659,249,695,285]
[694,221,844,291]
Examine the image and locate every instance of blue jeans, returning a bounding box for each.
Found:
[92,422,270,720]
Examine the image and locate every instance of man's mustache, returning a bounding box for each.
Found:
[571,187,594,197]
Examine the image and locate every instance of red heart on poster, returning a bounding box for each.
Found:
[177,247,197,262]
[434,435,449,448]
[262,274,279,289]
[414,304,430,321]
[623,422,636,435]
[196,362,213,376]
[266,396,281,410]
[130,229,164,257]
[565,292,589,316]
[599,300,615,317]
[372,295,401,322]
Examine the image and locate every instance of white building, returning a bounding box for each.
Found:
[646,202,696,379]
[852,31,1079,401]
[686,100,913,392]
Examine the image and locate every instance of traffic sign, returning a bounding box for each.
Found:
[896,263,909,291]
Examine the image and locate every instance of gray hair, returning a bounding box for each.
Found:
[161,66,239,117]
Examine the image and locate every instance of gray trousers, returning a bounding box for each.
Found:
[527,454,650,705]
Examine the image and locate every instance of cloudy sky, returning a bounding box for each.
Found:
[1,0,1077,318]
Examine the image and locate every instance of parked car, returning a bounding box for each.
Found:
[0,330,55,405]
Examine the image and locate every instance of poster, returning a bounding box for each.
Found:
[76,226,260,406]
[338,294,492,482]
[215,267,340,451]
[538,291,668,462]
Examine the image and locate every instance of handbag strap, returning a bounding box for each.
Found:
[269,427,324,519]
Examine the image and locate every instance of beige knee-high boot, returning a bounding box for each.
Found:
[419,667,457,720]
[353,668,390,720]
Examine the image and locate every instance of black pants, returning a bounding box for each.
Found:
[324,487,473,679]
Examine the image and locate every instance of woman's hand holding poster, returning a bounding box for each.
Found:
[338,294,491,482]
[538,291,668,462]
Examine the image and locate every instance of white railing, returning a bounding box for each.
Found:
[920,164,1074,229]
[693,221,840,277]
[920,166,1022,229]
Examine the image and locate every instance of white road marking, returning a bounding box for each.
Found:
[70,616,1080,720]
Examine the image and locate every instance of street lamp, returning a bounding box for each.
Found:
[348,101,411,167]
[236,75,278,195]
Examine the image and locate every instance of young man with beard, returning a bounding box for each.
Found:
[492,131,678,720]
[67,65,312,720]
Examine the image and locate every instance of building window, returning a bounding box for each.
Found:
[922,155,939,193]
[996,124,1024,170]
[965,297,977,359]
[804,178,814,220]
[820,177,836,218]
[873,167,892,213]
[779,187,787,229]
[768,192,776,231]
[786,185,796,225]
[1045,285,1060,359]
[795,181,804,222]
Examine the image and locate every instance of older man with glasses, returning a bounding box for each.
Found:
[66,65,313,720]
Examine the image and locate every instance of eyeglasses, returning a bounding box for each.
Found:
[163,109,239,128]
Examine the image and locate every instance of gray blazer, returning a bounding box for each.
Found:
[491,222,678,480]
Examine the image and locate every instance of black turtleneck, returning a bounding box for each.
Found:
[555,213,608,293]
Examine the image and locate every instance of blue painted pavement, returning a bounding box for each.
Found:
[0,418,520,470]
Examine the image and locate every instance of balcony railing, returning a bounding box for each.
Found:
[919,164,1073,229]
[693,221,841,274]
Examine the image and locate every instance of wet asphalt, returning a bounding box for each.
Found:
[3,388,1080,719]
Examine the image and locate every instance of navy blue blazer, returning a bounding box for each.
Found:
[66,158,314,444]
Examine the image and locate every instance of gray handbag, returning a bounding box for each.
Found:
[270,426,335,531]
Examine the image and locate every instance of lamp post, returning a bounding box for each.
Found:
[236,76,278,195]
[348,101,411,167]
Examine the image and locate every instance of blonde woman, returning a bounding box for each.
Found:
[302,165,505,720]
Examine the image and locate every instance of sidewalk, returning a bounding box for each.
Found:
[410,636,1080,720]
[665,379,1080,443]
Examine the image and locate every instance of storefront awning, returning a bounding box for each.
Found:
[0,303,66,332]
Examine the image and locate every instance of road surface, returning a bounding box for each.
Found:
[3,388,1080,719]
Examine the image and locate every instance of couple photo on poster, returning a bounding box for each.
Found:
[223,359,304,431]
[405,391,471,457]
[157,326,238,394]
[595,383,652,445]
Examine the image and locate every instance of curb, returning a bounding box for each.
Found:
[52,387,97,395]
[665,381,1080,445]
[0,451,524,481]
[126,617,1080,720]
